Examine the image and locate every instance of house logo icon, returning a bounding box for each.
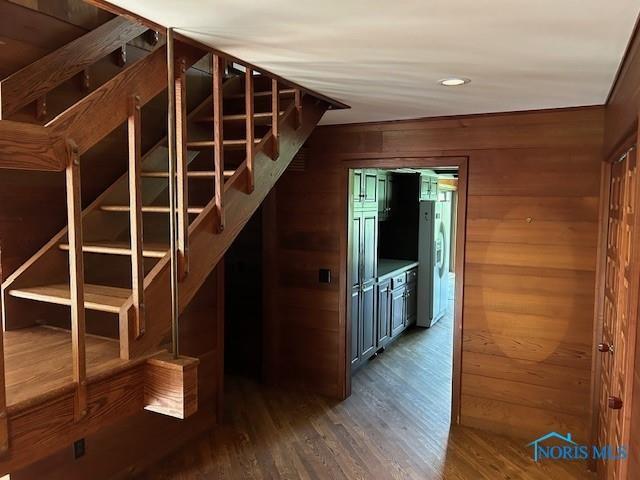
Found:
[526,432,577,462]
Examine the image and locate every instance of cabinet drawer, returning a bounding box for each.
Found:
[391,273,406,289]
[406,269,417,284]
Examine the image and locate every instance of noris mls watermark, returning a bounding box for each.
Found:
[526,432,627,462]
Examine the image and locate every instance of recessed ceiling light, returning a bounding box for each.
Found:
[439,77,470,87]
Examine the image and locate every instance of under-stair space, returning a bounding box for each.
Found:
[0,7,338,472]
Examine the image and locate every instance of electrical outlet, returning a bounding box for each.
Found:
[73,438,86,459]
[319,268,331,284]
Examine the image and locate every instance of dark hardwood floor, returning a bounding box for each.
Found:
[138,311,594,479]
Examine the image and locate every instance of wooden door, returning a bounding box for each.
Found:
[598,147,640,480]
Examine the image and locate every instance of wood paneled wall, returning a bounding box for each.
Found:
[10,264,225,480]
[265,107,604,441]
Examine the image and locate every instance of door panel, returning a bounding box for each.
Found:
[377,174,387,217]
[351,214,362,288]
[377,280,391,345]
[351,288,360,366]
[361,283,376,359]
[406,282,417,325]
[353,169,362,206]
[363,169,377,206]
[391,286,406,337]
[362,211,377,284]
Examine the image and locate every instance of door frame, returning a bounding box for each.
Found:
[342,156,468,425]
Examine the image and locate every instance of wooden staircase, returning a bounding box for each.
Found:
[0,13,344,473]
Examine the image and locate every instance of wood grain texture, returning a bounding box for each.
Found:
[603,21,640,480]
[604,18,640,157]
[144,353,198,419]
[8,267,223,480]
[0,120,66,171]
[136,316,592,480]
[0,16,145,118]
[267,107,604,442]
[122,96,327,362]
[0,1,88,78]
[46,42,203,156]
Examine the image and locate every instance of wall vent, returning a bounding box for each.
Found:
[288,146,309,172]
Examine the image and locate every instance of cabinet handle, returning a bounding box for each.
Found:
[598,342,613,353]
[608,396,623,410]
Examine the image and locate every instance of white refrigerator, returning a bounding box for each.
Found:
[417,199,450,327]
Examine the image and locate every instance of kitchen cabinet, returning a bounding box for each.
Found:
[379,266,419,341]
[419,174,438,201]
[377,171,393,221]
[353,168,378,210]
[350,205,378,369]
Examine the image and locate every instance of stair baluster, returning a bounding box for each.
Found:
[167,28,180,358]
[212,54,225,232]
[175,57,190,277]
[271,79,280,160]
[245,68,255,193]
[128,95,145,337]
[65,139,88,420]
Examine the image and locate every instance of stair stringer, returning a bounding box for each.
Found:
[121,95,329,359]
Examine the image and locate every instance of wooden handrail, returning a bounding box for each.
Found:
[0,120,67,171]
[46,42,204,156]
[0,17,147,119]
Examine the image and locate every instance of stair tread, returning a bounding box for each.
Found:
[100,205,205,214]
[186,138,262,149]
[9,283,131,313]
[58,241,168,259]
[141,170,235,178]
[228,88,295,99]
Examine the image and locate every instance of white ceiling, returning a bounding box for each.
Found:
[111,0,639,125]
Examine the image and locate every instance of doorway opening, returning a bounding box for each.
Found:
[224,205,264,380]
[345,157,467,424]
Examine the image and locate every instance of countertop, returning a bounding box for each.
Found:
[377,258,419,280]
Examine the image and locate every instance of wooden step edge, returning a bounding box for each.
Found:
[100,205,205,214]
[228,88,295,99]
[195,111,286,123]
[141,170,236,178]
[8,284,130,314]
[58,242,167,259]
[186,138,263,149]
